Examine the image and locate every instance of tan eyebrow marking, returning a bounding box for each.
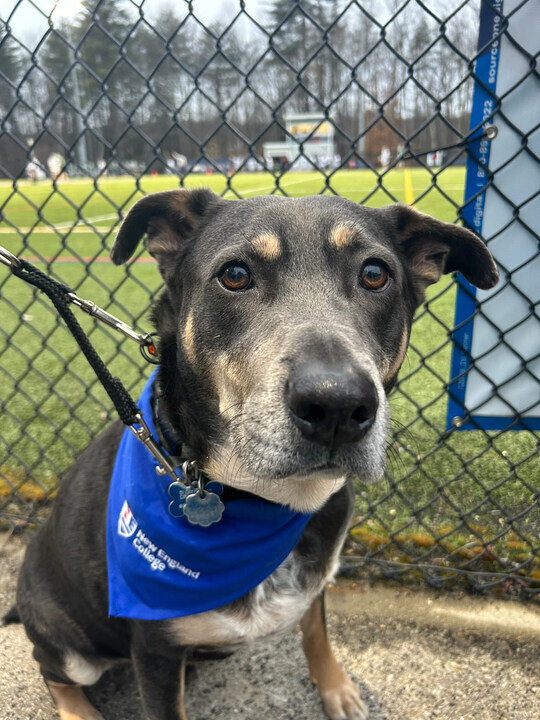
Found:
[182,312,196,364]
[251,233,282,261]
[328,224,358,249]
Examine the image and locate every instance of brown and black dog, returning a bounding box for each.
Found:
[16,190,498,720]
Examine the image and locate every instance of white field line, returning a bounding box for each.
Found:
[0,225,116,235]
[336,184,466,193]
[0,213,119,234]
[239,178,466,195]
[54,213,119,228]
[0,225,116,234]
[235,175,322,195]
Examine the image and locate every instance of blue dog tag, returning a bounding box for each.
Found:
[167,481,196,517]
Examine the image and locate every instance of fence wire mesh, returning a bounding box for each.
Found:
[0,0,538,598]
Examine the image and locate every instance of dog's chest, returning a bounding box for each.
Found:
[165,548,336,648]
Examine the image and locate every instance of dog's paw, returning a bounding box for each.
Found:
[319,671,368,720]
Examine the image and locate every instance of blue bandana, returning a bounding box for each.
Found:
[106,371,313,620]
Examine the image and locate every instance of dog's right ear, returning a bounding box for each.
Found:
[111,188,225,280]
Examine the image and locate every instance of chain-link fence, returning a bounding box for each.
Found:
[0,0,538,598]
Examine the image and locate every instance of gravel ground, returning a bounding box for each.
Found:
[1,532,539,720]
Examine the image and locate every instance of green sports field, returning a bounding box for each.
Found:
[0,168,537,568]
[0,166,464,256]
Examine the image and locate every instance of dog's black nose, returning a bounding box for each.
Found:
[286,363,378,449]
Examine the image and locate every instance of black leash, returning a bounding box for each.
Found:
[0,245,191,489]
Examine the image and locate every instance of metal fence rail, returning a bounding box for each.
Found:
[0,0,538,598]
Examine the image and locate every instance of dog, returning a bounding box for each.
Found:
[16,189,498,720]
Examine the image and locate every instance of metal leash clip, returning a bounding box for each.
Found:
[129,413,187,487]
[0,245,22,269]
[67,293,159,364]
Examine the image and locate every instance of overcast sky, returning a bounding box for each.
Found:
[2,0,263,48]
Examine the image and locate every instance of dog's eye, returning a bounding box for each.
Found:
[219,263,252,291]
[359,261,391,291]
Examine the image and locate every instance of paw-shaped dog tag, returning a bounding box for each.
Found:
[183,489,225,527]
[203,481,224,496]
[168,482,196,517]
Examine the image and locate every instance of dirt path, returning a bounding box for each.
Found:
[1,533,539,720]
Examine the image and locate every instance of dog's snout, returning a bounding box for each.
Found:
[286,363,378,450]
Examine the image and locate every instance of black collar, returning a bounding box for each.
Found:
[152,383,192,465]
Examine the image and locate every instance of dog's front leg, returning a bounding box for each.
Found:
[131,635,189,720]
[301,593,368,720]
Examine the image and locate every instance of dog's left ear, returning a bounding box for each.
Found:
[111,188,225,281]
[378,204,499,306]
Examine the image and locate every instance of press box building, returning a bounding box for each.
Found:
[263,112,336,170]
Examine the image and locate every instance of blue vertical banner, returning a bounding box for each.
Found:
[447,0,540,431]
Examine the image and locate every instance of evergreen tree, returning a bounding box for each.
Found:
[0,22,22,115]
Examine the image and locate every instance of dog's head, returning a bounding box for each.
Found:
[112,189,498,512]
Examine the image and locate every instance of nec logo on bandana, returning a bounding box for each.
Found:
[118,500,138,538]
